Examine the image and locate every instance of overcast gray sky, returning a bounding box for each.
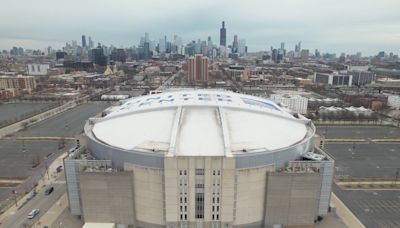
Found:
[0,0,399,55]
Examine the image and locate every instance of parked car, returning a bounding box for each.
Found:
[27,209,40,219]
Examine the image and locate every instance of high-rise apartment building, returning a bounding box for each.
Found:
[219,21,226,47]
[187,54,209,82]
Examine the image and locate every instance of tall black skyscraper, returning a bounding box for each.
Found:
[220,21,226,46]
[82,35,87,48]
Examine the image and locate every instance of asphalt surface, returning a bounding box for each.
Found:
[326,142,400,178]
[321,125,400,227]
[15,103,110,137]
[0,179,66,228]
[0,102,108,212]
[0,140,71,210]
[0,140,69,178]
[333,185,400,228]
[0,103,58,124]
[316,125,400,139]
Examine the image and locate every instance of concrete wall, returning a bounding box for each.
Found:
[234,165,274,226]
[131,165,165,226]
[80,172,135,225]
[264,172,321,227]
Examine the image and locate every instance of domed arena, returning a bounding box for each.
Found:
[65,89,334,228]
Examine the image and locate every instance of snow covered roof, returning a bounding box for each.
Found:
[90,90,312,157]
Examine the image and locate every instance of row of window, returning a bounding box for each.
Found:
[179,170,188,221]
[178,169,221,176]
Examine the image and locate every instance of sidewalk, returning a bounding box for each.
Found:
[331,193,365,228]
[0,152,68,222]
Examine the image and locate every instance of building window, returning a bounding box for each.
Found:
[195,169,204,175]
[195,192,204,219]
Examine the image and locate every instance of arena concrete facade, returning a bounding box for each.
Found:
[65,90,334,228]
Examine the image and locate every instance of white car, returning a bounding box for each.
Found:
[27,209,40,219]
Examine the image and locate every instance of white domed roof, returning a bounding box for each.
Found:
[91,90,311,156]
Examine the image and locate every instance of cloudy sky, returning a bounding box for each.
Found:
[0,0,399,55]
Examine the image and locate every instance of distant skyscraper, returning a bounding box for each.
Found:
[82,35,87,48]
[232,35,238,53]
[220,21,226,46]
[280,42,285,51]
[92,44,107,66]
[143,42,150,60]
[88,36,94,49]
[159,37,166,53]
[187,54,209,82]
[207,36,213,56]
[301,49,309,61]
[238,39,246,56]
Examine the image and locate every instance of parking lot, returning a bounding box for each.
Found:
[0,139,72,208]
[319,125,400,227]
[334,185,400,228]
[0,102,59,125]
[326,142,400,178]
[15,103,109,137]
[316,125,400,139]
[0,102,109,208]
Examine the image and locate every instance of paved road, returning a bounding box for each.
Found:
[15,103,109,137]
[0,180,66,228]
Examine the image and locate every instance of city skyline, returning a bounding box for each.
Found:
[0,0,399,55]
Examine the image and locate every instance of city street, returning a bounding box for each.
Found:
[0,180,66,228]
